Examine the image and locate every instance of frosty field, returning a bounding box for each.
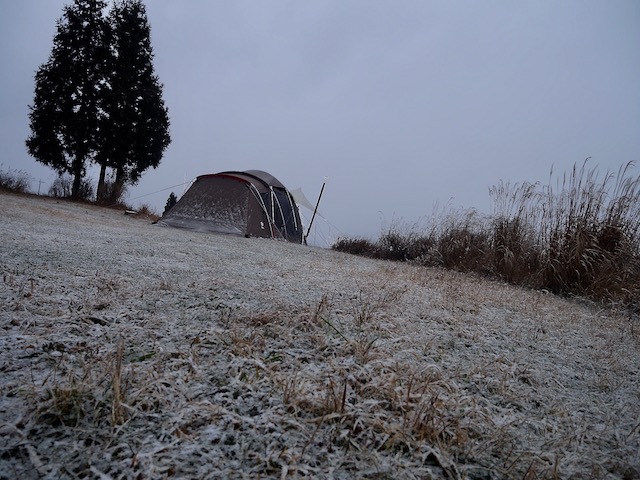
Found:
[1,192,639,479]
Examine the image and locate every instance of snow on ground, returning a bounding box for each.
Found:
[1,191,639,479]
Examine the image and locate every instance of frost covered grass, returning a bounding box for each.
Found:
[1,191,639,479]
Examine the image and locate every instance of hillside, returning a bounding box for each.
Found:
[1,192,639,479]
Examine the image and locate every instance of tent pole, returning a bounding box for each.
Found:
[304,180,326,245]
[249,183,275,238]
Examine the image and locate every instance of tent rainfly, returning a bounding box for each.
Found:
[158,170,304,243]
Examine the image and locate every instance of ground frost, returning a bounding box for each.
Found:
[1,192,639,479]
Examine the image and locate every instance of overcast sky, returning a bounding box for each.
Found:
[1,1,639,245]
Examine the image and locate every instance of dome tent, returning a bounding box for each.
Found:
[158,170,304,243]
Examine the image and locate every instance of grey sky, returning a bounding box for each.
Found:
[1,1,639,245]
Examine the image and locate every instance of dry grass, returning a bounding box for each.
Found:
[334,161,640,310]
[135,203,160,221]
[490,160,640,303]
[0,165,31,193]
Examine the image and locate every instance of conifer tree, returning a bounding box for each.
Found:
[97,0,170,203]
[26,0,109,199]
[27,0,170,203]
[163,191,177,215]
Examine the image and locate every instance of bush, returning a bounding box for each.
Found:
[490,160,640,303]
[0,166,31,193]
[333,161,640,308]
[49,175,73,198]
[49,175,94,201]
[377,231,413,261]
[332,237,378,257]
[438,228,489,272]
[97,173,128,206]
[137,203,160,221]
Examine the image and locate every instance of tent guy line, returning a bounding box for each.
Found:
[127,180,195,204]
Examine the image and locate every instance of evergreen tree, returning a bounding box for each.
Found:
[26,0,109,199]
[27,0,170,203]
[97,0,170,203]
[163,191,177,216]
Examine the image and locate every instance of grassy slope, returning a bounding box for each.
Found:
[1,191,639,479]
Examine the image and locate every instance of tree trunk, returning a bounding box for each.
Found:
[112,168,127,204]
[71,156,84,199]
[96,162,107,204]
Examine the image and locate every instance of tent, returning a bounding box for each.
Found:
[158,170,304,243]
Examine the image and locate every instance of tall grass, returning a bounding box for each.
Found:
[333,161,640,307]
[490,161,640,303]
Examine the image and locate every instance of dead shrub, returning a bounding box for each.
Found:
[437,227,489,272]
[97,173,128,206]
[49,174,94,201]
[0,166,31,193]
[492,160,640,303]
[332,237,378,257]
[136,203,160,221]
[334,160,640,308]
